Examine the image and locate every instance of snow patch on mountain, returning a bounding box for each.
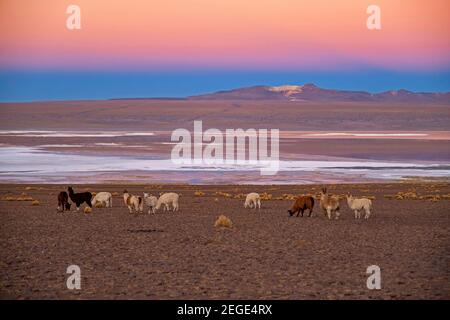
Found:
[268,85,303,97]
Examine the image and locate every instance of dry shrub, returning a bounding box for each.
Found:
[214,198,219,202]
[260,192,272,200]
[233,193,246,199]
[195,191,205,197]
[214,215,232,228]
[282,193,296,201]
[272,193,297,201]
[2,195,34,201]
[427,195,441,202]
[92,192,97,196]
[25,186,38,191]
[395,190,419,200]
[215,191,232,198]
[386,187,450,201]
[94,201,105,208]
[17,195,34,201]
[112,192,119,196]
[84,207,92,214]
[31,200,40,206]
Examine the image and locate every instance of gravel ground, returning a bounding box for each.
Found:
[0,183,449,299]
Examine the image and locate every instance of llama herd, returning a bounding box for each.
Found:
[284,188,372,220]
[57,186,373,220]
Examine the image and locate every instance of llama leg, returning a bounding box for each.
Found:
[335,210,340,220]
[354,210,358,219]
[326,208,332,220]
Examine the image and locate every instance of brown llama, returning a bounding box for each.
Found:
[287,195,315,217]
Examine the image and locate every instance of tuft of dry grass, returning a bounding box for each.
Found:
[92,192,97,196]
[381,186,450,201]
[215,191,232,198]
[194,191,205,197]
[2,195,34,201]
[31,200,40,206]
[94,201,105,208]
[282,193,296,201]
[260,192,272,201]
[112,192,119,196]
[84,207,92,214]
[214,198,219,202]
[214,215,232,228]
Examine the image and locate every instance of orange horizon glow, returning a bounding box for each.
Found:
[0,0,449,71]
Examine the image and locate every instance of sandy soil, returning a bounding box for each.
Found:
[1,100,449,131]
[0,183,449,300]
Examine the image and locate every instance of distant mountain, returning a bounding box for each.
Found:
[188,83,450,103]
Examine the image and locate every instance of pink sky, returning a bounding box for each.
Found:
[0,0,449,71]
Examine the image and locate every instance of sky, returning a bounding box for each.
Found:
[0,0,449,101]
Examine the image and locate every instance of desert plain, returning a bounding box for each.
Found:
[0,182,449,299]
